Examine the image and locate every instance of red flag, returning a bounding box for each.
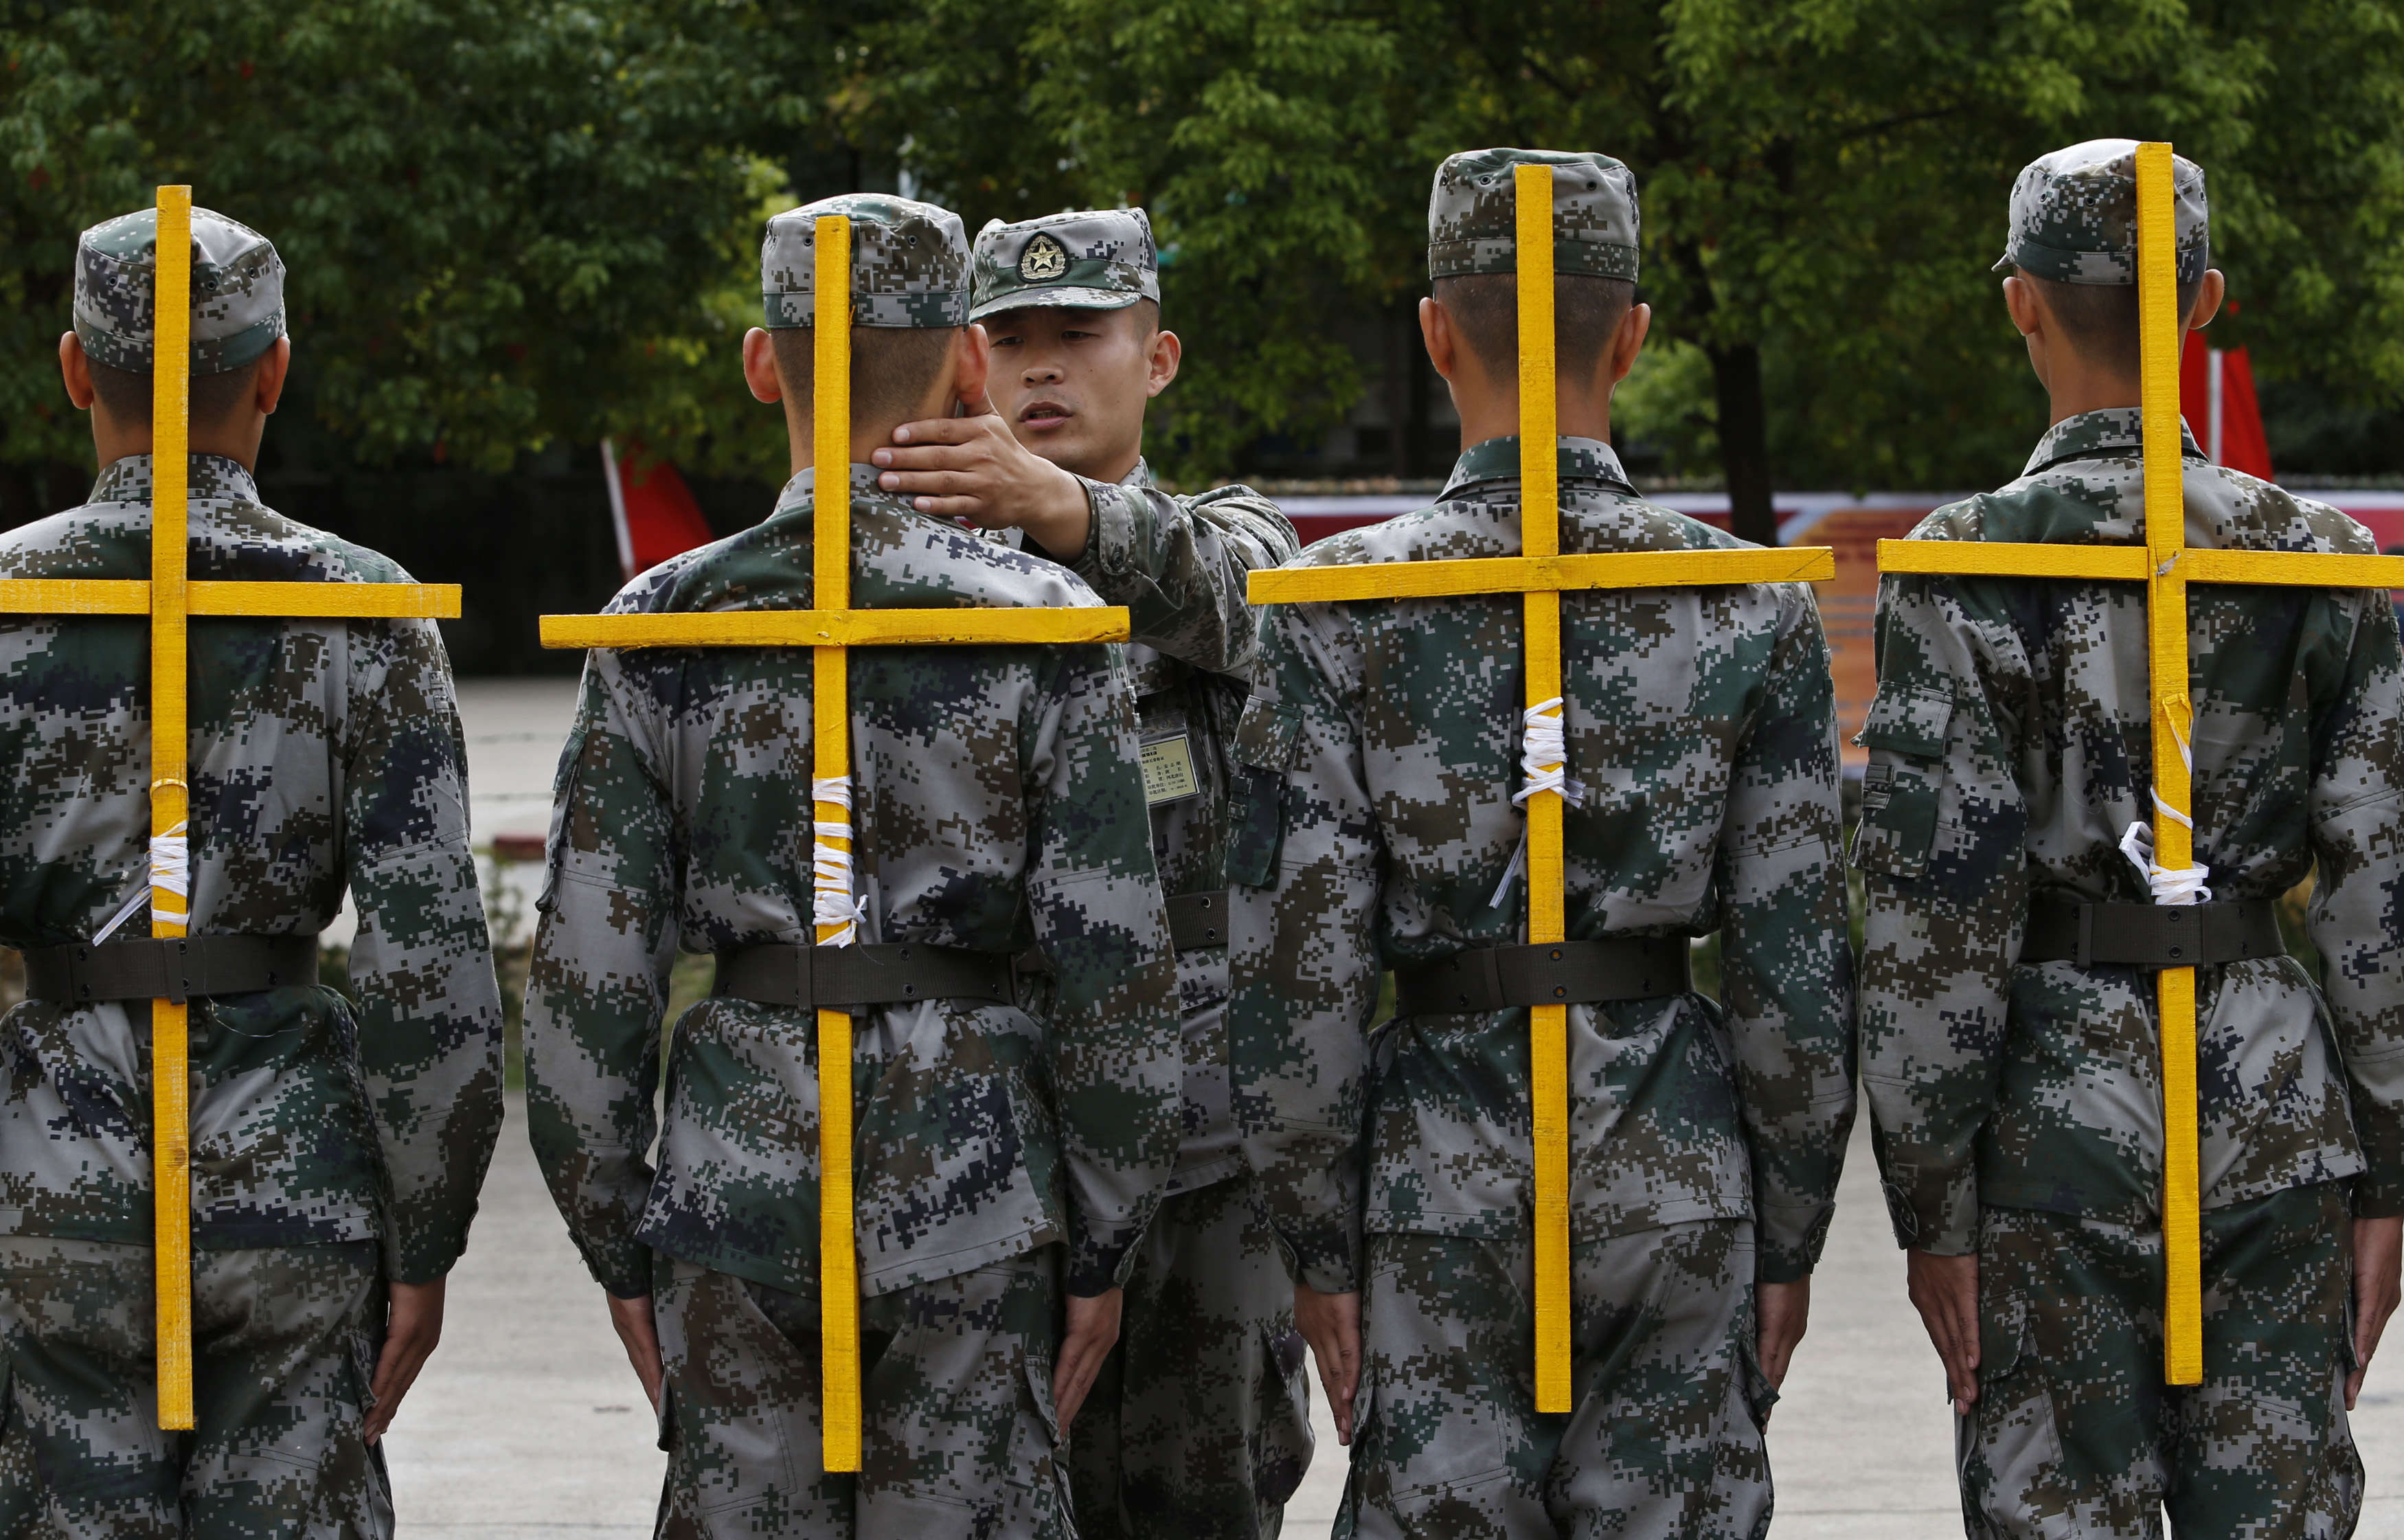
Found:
[2179,332,2274,482]
[602,438,714,580]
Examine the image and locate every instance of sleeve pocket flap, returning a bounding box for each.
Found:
[1234,697,1304,769]
[1858,683,1954,759]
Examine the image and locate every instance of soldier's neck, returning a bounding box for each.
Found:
[1452,387,1612,457]
[787,418,920,477]
[89,413,264,477]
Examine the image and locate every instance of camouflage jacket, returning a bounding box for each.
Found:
[524,464,1183,1302]
[1859,410,2404,1254]
[1065,459,1296,1188]
[1228,435,1856,1294]
[0,453,503,1283]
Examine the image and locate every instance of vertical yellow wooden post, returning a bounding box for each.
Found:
[1515,163,1574,1414]
[812,214,865,1471]
[2135,144,2204,1386]
[148,185,197,1433]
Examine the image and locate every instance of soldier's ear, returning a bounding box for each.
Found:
[1146,328,1181,398]
[1607,302,1651,389]
[951,324,992,409]
[254,337,291,418]
[1419,295,1460,384]
[59,331,97,412]
[2187,270,2226,333]
[742,328,784,405]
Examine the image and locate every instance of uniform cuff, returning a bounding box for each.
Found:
[1754,1201,1835,1282]
[1069,479,1137,593]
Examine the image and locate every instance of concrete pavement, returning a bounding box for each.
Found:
[396,679,2404,1536]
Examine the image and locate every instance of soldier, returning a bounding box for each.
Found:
[1859,139,2404,1537]
[867,207,1311,1539]
[1228,147,1856,1538]
[522,193,1186,1537]
[0,207,505,1534]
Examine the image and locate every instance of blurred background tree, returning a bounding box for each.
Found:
[3,0,2398,626]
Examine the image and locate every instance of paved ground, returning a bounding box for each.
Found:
[390,680,2404,1535]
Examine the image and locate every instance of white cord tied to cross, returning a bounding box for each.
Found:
[1490,699,1587,909]
[93,821,190,945]
[2120,701,2210,905]
[810,778,868,947]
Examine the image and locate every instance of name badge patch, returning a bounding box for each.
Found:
[1140,734,1201,805]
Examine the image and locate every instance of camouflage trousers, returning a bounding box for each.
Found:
[1069,1170,1313,1540]
[0,1236,389,1539]
[1960,1185,2360,1539]
[1342,1219,1771,1540]
[653,1245,1071,1539]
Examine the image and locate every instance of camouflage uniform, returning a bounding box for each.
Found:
[0,210,505,1537]
[971,210,1312,1540]
[1229,149,1856,1540]
[523,193,1185,1539]
[1859,141,2403,1538]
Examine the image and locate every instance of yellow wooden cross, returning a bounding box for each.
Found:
[1247,163,1835,1411]
[538,213,1131,1471]
[1874,141,2404,1385]
[0,185,460,1429]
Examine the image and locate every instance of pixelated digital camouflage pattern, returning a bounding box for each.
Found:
[1427,148,1640,282]
[1074,460,1298,1184]
[1993,139,2208,284]
[1857,411,2404,1256]
[1228,434,1856,1295]
[0,1236,390,1539]
[0,454,505,1282]
[1344,1221,1771,1539]
[1958,1185,2359,1537]
[73,207,286,375]
[653,1249,1070,1538]
[761,194,971,330]
[971,208,1160,321]
[523,462,1182,1303]
[1070,1171,1312,1540]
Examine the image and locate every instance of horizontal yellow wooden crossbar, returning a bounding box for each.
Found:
[1247,547,1836,607]
[1878,541,2404,591]
[0,580,460,619]
[538,607,1133,651]
[1875,541,2148,582]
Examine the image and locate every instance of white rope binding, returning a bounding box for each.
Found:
[93,820,189,944]
[810,777,868,947]
[2119,706,2210,905]
[1491,699,1586,909]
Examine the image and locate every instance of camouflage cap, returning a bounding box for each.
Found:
[1995,139,2208,284]
[1428,148,1639,282]
[73,206,286,376]
[969,209,1159,321]
[761,193,971,330]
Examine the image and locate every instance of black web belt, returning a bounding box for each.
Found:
[1166,892,1227,953]
[1394,936,1690,1017]
[713,941,1043,1010]
[23,934,319,1007]
[2020,894,2282,969]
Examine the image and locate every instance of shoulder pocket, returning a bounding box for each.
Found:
[1852,683,1952,880]
[1226,697,1303,888]
[536,723,591,915]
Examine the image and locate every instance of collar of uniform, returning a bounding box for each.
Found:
[90,452,260,507]
[2022,408,2205,478]
[1442,435,1633,499]
[774,460,908,516]
[1118,457,1155,490]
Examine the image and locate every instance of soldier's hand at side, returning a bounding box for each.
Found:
[1294,1284,1361,1445]
[2350,1214,2403,1409]
[872,400,1093,558]
[606,1291,666,1414]
[1054,1287,1123,1429]
[363,1277,446,1445]
[1755,1277,1810,1389]
[1906,1249,1980,1414]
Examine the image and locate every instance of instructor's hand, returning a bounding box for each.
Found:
[363,1277,445,1444]
[1907,1249,1980,1414]
[1055,1288,1122,1430]
[872,401,1093,558]
[1295,1284,1362,1445]
[607,1290,666,1414]
[1755,1277,1810,1390]
[2350,1214,2403,1409]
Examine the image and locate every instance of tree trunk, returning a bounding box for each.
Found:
[1707,341,1777,547]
